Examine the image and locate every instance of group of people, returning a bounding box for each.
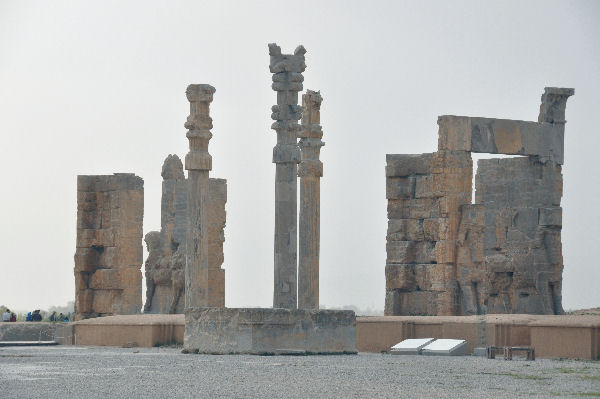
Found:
[25,310,44,322]
[1,308,17,322]
[48,311,69,322]
[2,308,70,322]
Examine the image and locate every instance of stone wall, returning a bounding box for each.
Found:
[385,151,472,316]
[144,155,226,314]
[468,156,563,314]
[385,87,573,316]
[74,174,144,320]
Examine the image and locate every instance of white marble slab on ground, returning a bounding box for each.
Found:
[421,339,467,356]
[390,338,435,355]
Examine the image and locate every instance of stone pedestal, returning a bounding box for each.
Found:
[184,308,356,354]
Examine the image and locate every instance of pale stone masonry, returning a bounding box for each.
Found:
[184,84,215,309]
[269,43,306,309]
[385,87,573,316]
[74,173,144,320]
[298,90,324,309]
[144,155,226,314]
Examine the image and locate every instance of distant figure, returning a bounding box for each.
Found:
[63,314,70,322]
[2,309,11,322]
[58,313,65,322]
[31,310,42,322]
[9,313,16,322]
[49,311,57,322]
[25,312,32,321]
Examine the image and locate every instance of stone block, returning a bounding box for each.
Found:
[385,264,415,291]
[437,116,472,151]
[92,290,117,314]
[89,269,122,290]
[387,198,440,219]
[184,308,356,355]
[386,290,440,316]
[75,289,93,314]
[414,175,441,198]
[386,177,415,199]
[539,207,562,227]
[386,264,445,292]
[387,241,436,264]
[385,153,433,177]
[74,247,102,272]
[207,268,225,308]
[387,219,424,242]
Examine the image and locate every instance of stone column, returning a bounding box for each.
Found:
[298,90,324,309]
[184,84,215,310]
[269,43,306,309]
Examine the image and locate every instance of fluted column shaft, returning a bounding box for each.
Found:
[184,84,215,309]
[298,90,324,309]
[269,43,306,309]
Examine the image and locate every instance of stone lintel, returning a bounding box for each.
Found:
[437,116,565,164]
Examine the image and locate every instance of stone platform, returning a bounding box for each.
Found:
[64,313,600,360]
[73,314,184,347]
[0,322,72,345]
[184,308,356,355]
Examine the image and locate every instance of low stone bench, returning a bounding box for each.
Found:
[486,345,535,360]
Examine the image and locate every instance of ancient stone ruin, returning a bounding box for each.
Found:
[183,44,355,354]
[143,154,226,314]
[385,87,574,316]
[74,174,144,320]
[270,43,305,309]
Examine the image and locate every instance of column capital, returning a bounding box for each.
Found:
[538,87,574,125]
[298,90,324,178]
[269,43,305,165]
[185,84,215,171]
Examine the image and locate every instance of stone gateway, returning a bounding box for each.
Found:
[385,87,574,316]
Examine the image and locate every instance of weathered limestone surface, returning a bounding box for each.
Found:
[184,308,356,354]
[144,155,226,314]
[184,84,215,310]
[466,156,564,314]
[385,151,472,316]
[74,174,144,320]
[298,90,324,309]
[385,87,573,316]
[269,43,306,309]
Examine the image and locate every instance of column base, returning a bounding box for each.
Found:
[183,307,356,355]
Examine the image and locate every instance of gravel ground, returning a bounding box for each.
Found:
[0,346,599,398]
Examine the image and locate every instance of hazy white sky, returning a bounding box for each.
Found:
[0,0,598,312]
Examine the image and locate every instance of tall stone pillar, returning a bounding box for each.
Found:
[269,43,306,309]
[184,84,215,309]
[298,90,324,309]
